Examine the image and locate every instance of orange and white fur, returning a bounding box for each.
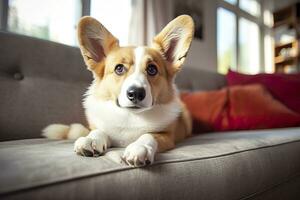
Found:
[43,15,194,167]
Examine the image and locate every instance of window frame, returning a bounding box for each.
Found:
[217,0,272,73]
[0,0,9,30]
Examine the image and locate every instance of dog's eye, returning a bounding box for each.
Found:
[146,64,158,76]
[114,64,126,75]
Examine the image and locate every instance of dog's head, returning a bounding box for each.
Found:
[78,15,194,112]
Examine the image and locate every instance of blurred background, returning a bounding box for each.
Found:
[0,0,300,74]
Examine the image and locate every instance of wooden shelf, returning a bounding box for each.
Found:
[275,41,296,49]
[275,64,298,73]
[273,3,300,73]
[275,55,297,65]
[273,18,294,28]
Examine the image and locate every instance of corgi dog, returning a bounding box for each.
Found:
[43,15,194,167]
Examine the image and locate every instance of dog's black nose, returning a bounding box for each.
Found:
[127,86,146,103]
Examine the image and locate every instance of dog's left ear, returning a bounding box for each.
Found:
[152,15,194,74]
[77,16,119,77]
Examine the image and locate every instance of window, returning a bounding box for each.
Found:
[90,0,132,46]
[239,17,260,74]
[217,0,274,74]
[1,0,132,46]
[217,7,237,74]
[224,0,237,5]
[239,0,260,17]
[7,0,82,46]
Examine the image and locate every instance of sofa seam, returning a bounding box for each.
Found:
[238,173,300,200]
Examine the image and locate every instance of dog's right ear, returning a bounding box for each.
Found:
[77,16,119,77]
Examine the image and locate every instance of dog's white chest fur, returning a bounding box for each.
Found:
[84,94,181,147]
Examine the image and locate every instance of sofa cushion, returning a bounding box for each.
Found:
[1,127,300,200]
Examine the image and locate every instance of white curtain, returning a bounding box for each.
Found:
[128,0,174,46]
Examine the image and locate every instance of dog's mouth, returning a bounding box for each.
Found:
[116,99,145,110]
[127,106,142,109]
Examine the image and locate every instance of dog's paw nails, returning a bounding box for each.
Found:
[145,159,151,165]
[93,149,101,156]
[74,137,93,156]
[74,133,109,157]
[82,149,94,157]
[122,142,155,167]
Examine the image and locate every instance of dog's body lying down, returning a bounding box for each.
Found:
[43,15,195,167]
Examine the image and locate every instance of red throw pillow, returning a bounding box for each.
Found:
[181,84,300,133]
[181,89,227,133]
[227,69,300,114]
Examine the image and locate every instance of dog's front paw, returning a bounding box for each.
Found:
[122,135,157,167]
[74,130,110,157]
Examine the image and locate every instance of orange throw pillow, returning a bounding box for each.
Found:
[181,84,300,133]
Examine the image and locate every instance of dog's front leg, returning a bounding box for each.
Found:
[122,132,174,167]
[74,129,111,157]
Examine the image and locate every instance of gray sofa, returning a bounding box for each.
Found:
[0,31,300,200]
